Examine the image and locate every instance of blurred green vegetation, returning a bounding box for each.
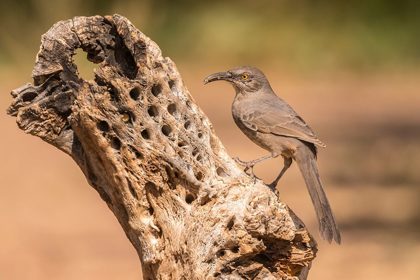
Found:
[0,0,419,73]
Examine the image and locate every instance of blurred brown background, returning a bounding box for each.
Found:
[1,1,419,279]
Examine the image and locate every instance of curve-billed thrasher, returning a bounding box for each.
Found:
[204,66,341,244]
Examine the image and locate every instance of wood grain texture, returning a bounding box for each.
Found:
[7,14,317,280]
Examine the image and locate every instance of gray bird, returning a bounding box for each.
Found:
[204,66,341,244]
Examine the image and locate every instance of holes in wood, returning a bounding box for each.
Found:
[73,48,97,80]
[129,86,141,100]
[134,149,143,159]
[111,137,121,150]
[129,146,143,159]
[164,165,172,177]
[149,164,159,173]
[231,246,240,253]
[151,84,162,97]
[121,112,131,123]
[167,103,178,117]
[145,181,156,189]
[197,132,203,139]
[148,105,159,118]
[217,167,226,177]
[178,141,188,148]
[97,121,109,132]
[185,193,195,204]
[148,207,154,215]
[216,250,225,257]
[168,80,176,93]
[161,125,172,137]
[184,120,192,130]
[252,253,271,264]
[192,148,202,162]
[114,44,138,79]
[22,92,37,103]
[141,129,150,139]
[122,111,136,125]
[107,86,118,101]
[195,171,203,181]
[227,218,234,230]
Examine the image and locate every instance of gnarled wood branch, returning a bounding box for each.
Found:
[7,15,317,279]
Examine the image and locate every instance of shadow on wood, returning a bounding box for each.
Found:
[7,14,317,280]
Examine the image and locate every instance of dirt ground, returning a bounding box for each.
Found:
[1,66,419,279]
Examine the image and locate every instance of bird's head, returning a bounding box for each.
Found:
[204,66,272,94]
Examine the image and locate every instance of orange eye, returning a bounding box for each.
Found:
[241,74,248,80]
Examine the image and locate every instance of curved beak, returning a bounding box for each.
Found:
[203,72,232,85]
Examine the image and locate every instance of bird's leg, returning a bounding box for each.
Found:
[233,154,275,178]
[268,157,292,193]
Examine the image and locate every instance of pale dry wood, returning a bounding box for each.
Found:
[7,15,317,279]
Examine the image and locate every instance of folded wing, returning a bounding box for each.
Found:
[240,99,326,148]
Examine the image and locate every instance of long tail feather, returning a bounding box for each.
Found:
[295,150,341,244]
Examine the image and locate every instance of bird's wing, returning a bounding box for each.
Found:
[240,101,326,147]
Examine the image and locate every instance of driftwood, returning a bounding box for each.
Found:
[7,15,317,279]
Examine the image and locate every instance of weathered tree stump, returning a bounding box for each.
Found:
[7,15,317,279]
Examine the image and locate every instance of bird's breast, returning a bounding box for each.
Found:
[231,101,271,152]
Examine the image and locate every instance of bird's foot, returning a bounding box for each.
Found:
[233,157,260,181]
[267,181,280,196]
